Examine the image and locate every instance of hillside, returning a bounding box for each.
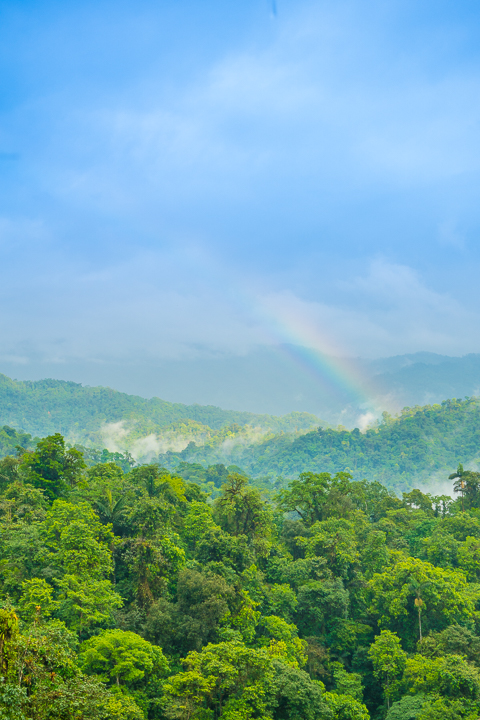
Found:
[158,397,480,491]
[0,373,322,447]
[6,349,480,423]
[2,371,480,492]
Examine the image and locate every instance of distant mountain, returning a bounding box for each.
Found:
[361,351,453,375]
[3,348,480,424]
[372,353,480,409]
[0,373,322,451]
[2,369,480,492]
[2,348,480,433]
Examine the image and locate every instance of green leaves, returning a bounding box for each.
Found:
[18,578,58,620]
[56,575,123,635]
[213,474,273,544]
[19,434,85,501]
[299,518,359,578]
[367,556,477,649]
[79,629,168,688]
[403,653,480,700]
[368,630,406,708]
[163,640,274,720]
[8,430,480,719]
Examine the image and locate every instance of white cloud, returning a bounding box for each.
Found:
[29,0,480,220]
[2,2,480,377]
[259,259,479,357]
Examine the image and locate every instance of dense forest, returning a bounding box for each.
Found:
[3,373,480,491]
[158,397,480,492]
[0,373,321,444]
[2,431,480,719]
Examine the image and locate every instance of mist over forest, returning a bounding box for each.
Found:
[4,0,480,718]
[2,370,480,719]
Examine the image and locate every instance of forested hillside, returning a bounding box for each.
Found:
[158,397,480,491]
[0,373,321,444]
[2,376,480,491]
[2,432,480,719]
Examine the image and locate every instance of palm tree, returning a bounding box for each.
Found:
[450,464,466,512]
[409,577,431,642]
[94,488,129,529]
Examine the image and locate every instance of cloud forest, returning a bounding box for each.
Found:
[1,406,480,719]
[3,2,480,719]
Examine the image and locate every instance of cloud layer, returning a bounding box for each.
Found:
[1,0,480,393]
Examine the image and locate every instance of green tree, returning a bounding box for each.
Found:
[162,640,274,720]
[145,569,235,655]
[403,653,480,701]
[323,691,370,720]
[278,472,354,525]
[448,464,480,512]
[385,694,425,720]
[41,500,123,634]
[127,533,185,607]
[419,529,459,569]
[332,664,364,702]
[419,624,480,666]
[457,536,480,582]
[264,583,298,623]
[0,613,114,720]
[361,531,389,579]
[368,630,406,710]
[79,629,168,687]
[213,474,272,543]
[295,578,349,652]
[20,434,85,501]
[57,574,123,636]
[0,456,21,492]
[205,464,229,488]
[409,577,431,642]
[182,501,218,550]
[18,578,58,620]
[367,556,476,649]
[300,518,359,579]
[402,489,434,515]
[266,660,333,720]
[416,696,473,720]
[42,500,115,579]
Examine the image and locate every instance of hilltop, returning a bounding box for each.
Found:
[1,372,480,492]
[0,372,321,449]
[6,349,480,423]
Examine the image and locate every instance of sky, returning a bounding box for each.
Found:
[1,0,480,406]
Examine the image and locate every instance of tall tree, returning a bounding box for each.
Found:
[20,434,85,501]
[368,630,406,710]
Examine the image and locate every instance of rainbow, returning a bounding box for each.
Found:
[256,294,379,412]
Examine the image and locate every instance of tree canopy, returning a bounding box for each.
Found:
[0,431,480,719]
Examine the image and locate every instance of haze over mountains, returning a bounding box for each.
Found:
[2,348,480,426]
[1,368,479,493]
[1,350,480,491]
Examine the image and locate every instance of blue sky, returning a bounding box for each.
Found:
[1,0,480,392]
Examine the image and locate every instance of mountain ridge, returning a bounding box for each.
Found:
[0,372,322,446]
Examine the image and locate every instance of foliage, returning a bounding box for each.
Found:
[163,398,480,493]
[0,373,321,453]
[1,429,480,718]
[367,556,477,649]
[79,628,168,691]
[368,630,407,709]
